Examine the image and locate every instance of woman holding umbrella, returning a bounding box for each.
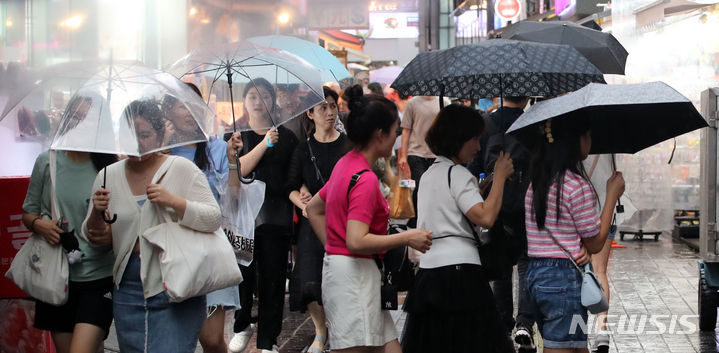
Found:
[85,100,221,353]
[21,96,117,353]
[524,117,624,352]
[226,78,299,353]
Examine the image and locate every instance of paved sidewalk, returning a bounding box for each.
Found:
[104,232,718,352]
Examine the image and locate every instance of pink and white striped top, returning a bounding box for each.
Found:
[525,171,601,259]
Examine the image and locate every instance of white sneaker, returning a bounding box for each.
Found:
[228,327,253,353]
[260,345,280,353]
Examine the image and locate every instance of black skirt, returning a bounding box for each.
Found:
[289,218,324,312]
[401,264,515,353]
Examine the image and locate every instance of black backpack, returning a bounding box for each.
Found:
[482,115,532,216]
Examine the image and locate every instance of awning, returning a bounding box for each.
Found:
[318,30,364,51]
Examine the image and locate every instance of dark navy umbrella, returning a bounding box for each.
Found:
[506,81,708,154]
[500,21,629,75]
[391,39,605,100]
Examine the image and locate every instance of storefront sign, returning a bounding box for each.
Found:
[494,0,522,20]
[308,1,370,30]
[369,12,419,38]
[0,177,31,300]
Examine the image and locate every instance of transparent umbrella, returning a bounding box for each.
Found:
[167,41,325,183]
[46,59,218,224]
[166,41,325,134]
[49,59,217,156]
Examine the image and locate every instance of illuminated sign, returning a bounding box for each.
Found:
[369,12,419,38]
[555,0,576,17]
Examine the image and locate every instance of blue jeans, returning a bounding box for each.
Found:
[114,253,206,353]
[527,258,588,349]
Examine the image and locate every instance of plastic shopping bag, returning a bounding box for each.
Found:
[220,180,266,266]
[388,177,415,219]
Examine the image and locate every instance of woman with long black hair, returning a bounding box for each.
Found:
[525,117,624,352]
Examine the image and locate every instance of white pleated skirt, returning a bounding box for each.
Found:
[322,255,398,350]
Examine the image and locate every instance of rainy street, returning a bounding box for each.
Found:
[2,1,719,353]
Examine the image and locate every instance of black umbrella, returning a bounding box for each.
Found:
[506,81,708,154]
[391,39,605,100]
[500,21,629,75]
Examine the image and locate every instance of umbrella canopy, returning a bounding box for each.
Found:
[0,61,106,146]
[506,81,708,154]
[500,21,629,75]
[48,60,216,156]
[248,35,352,83]
[370,66,404,85]
[167,41,325,133]
[391,39,605,99]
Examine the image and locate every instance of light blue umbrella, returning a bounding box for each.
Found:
[248,35,351,83]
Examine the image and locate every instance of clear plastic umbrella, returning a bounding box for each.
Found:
[48,59,217,157]
[166,41,325,134]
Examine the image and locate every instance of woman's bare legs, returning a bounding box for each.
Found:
[307,301,328,350]
[199,307,229,353]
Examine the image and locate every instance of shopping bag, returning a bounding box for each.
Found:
[5,232,69,305]
[142,157,242,302]
[5,150,69,305]
[388,177,415,219]
[220,181,266,266]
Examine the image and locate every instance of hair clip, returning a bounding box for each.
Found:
[545,119,554,143]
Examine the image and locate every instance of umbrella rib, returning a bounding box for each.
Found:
[248,57,325,99]
[229,67,251,80]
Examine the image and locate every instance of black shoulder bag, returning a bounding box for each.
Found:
[346,169,398,310]
[448,165,504,281]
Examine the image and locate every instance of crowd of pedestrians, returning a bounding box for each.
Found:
[17,74,625,353]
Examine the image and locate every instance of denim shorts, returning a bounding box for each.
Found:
[527,258,588,349]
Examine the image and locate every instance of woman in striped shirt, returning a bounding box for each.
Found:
[525,117,624,353]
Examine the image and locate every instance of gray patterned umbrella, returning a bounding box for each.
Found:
[390,39,605,99]
[500,21,629,75]
[506,82,708,154]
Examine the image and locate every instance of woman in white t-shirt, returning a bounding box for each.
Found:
[401,104,515,352]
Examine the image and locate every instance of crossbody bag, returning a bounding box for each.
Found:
[545,230,609,314]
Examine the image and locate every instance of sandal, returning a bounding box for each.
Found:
[307,335,327,353]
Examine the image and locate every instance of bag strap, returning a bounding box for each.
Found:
[48,150,60,220]
[447,165,482,248]
[150,156,179,224]
[545,228,585,276]
[344,169,384,273]
[306,137,326,184]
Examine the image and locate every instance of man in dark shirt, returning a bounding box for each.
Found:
[468,96,536,352]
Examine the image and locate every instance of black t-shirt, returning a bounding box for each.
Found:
[286,134,351,196]
[240,125,298,228]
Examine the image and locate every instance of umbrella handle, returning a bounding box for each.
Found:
[610,154,625,213]
[235,153,256,184]
[96,210,118,224]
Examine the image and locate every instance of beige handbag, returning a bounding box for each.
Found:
[142,157,243,303]
[5,151,70,305]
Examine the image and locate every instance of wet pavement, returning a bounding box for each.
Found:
[104,231,719,352]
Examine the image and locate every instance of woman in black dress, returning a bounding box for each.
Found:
[287,87,350,353]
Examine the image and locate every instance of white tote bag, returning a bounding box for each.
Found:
[142,158,243,303]
[5,151,70,305]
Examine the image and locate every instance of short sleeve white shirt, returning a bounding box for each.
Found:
[417,156,484,269]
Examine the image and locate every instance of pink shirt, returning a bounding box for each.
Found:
[525,171,601,259]
[319,150,389,258]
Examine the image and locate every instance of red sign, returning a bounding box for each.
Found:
[0,177,31,299]
[495,0,521,20]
